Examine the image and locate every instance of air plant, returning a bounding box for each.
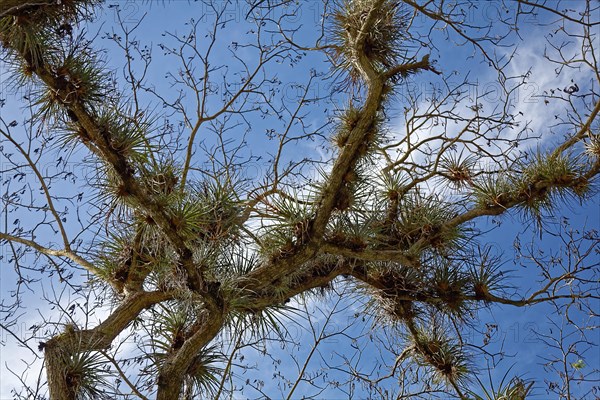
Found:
[407,323,471,389]
[329,0,410,84]
[466,365,533,400]
[428,260,469,319]
[515,151,588,225]
[440,152,477,189]
[584,134,600,158]
[467,246,510,303]
[395,190,463,251]
[473,171,513,209]
[62,349,112,399]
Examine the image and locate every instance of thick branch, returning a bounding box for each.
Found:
[552,99,600,156]
[321,242,417,267]
[156,307,225,400]
[237,258,352,311]
[235,4,390,291]
[384,54,440,80]
[44,290,172,399]
[6,27,204,291]
[444,171,598,230]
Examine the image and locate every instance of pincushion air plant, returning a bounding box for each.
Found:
[466,366,533,400]
[329,0,411,87]
[1,0,598,399]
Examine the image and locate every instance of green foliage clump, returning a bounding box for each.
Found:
[440,153,477,189]
[515,151,589,225]
[62,350,111,399]
[139,159,181,200]
[191,179,242,242]
[333,105,362,148]
[326,214,373,250]
[146,304,225,398]
[366,263,422,322]
[475,151,590,224]
[330,0,409,82]
[408,324,470,387]
[94,109,150,163]
[467,248,507,302]
[260,192,315,256]
[394,191,462,251]
[584,134,600,158]
[467,367,533,400]
[429,260,469,318]
[473,172,513,209]
[0,0,99,68]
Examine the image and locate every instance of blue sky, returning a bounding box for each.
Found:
[1,1,599,398]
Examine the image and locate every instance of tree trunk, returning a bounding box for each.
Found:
[45,339,76,400]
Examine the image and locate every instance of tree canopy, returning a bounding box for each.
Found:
[0,0,598,399]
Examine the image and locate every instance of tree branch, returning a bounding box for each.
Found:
[0,232,103,277]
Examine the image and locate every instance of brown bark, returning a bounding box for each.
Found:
[45,341,76,400]
[236,4,390,291]
[43,292,172,399]
[2,1,597,398]
[156,308,225,400]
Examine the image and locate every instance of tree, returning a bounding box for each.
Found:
[0,0,598,398]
